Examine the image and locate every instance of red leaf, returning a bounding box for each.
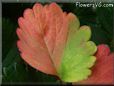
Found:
[76,44,114,84]
[16,3,68,75]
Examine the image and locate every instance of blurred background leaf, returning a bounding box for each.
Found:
[2,18,17,60]
[2,3,114,85]
[95,7,113,50]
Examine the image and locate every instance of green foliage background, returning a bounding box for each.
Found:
[2,3,114,85]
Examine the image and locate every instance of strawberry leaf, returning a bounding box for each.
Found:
[16,3,97,83]
[58,13,97,82]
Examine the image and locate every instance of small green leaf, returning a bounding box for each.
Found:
[58,13,97,82]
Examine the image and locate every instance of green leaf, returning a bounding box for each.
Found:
[58,13,97,82]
